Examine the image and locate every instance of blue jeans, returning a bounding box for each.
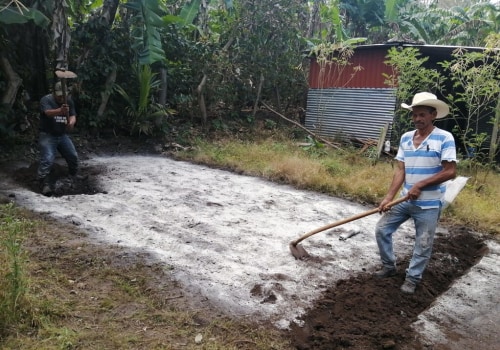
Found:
[37,132,79,179]
[375,201,441,284]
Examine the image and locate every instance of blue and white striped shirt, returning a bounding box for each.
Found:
[396,127,457,209]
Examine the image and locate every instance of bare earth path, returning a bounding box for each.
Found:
[1,153,499,349]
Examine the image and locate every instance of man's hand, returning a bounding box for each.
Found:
[378,195,409,213]
[378,197,393,212]
[66,115,76,131]
[407,185,422,200]
[60,104,69,115]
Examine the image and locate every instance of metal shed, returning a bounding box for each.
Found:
[305,88,396,141]
[305,44,399,143]
[305,43,496,154]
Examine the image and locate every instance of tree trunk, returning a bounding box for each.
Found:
[76,0,120,70]
[97,68,117,117]
[0,54,23,108]
[199,0,209,37]
[252,73,264,118]
[196,74,208,127]
[53,0,71,71]
[307,0,321,38]
[77,0,121,123]
[489,97,500,162]
[274,86,281,112]
[159,67,167,106]
[101,0,120,24]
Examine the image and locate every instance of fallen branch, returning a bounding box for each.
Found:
[165,294,184,301]
[351,137,378,154]
[232,339,257,346]
[261,102,341,150]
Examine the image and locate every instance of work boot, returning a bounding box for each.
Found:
[400,280,417,294]
[374,266,397,278]
[39,178,52,196]
[69,173,88,183]
[74,173,88,181]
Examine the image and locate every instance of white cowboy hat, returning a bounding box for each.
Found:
[401,92,450,119]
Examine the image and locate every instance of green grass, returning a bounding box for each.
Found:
[0,204,292,349]
[0,204,31,335]
[178,136,499,235]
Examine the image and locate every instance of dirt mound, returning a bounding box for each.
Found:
[288,228,486,349]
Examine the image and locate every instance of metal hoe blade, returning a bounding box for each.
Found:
[289,242,310,260]
[55,69,77,79]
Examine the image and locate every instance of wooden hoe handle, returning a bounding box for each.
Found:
[291,196,408,246]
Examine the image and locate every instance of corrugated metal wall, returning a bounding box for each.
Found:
[308,47,393,88]
[305,88,397,141]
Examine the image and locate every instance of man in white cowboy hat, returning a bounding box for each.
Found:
[373,92,457,294]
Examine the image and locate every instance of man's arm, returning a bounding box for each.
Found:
[43,104,70,117]
[406,160,457,200]
[379,160,406,211]
[66,97,77,130]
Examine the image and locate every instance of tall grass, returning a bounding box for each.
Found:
[0,203,31,334]
[445,176,499,232]
[179,137,500,235]
[0,202,293,349]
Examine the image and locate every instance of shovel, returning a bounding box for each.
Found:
[289,196,409,259]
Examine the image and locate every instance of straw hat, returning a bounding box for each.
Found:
[401,92,449,119]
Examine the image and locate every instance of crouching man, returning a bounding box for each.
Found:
[37,81,82,196]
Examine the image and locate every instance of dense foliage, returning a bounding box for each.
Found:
[0,0,498,139]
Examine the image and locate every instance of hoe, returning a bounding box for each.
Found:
[289,196,409,259]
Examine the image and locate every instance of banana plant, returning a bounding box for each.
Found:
[0,0,48,25]
[115,64,174,135]
[123,0,166,65]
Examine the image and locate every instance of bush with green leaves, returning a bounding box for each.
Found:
[383,47,444,142]
[440,40,500,169]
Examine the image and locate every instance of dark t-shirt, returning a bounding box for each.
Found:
[39,94,77,136]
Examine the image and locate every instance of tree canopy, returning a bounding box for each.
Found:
[0,0,498,138]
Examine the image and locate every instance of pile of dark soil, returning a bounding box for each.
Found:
[288,227,487,349]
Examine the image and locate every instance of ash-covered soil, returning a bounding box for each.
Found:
[1,135,498,350]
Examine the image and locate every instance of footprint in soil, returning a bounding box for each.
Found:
[250,283,284,304]
[288,230,487,350]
